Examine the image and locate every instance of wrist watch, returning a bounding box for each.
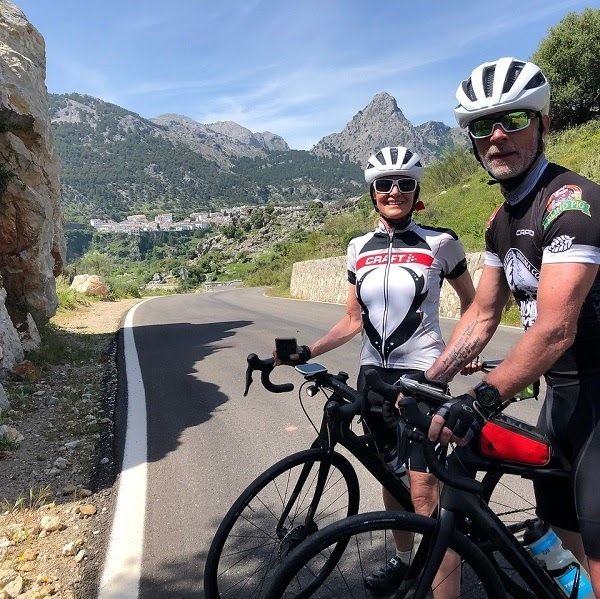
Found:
[473,382,501,409]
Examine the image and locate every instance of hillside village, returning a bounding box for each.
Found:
[88,204,316,234]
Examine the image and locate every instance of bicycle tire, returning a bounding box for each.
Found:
[204,448,362,598]
[264,511,506,599]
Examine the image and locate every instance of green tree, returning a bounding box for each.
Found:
[77,251,113,277]
[532,8,600,128]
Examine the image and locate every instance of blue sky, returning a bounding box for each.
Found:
[16,0,600,149]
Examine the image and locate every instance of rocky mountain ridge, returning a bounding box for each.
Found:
[49,93,362,222]
[49,91,466,223]
[150,114,289,167]
[312,92,466,165]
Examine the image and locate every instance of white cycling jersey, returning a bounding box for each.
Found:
[347,220,467,370]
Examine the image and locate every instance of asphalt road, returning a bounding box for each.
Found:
[119,287,539,597]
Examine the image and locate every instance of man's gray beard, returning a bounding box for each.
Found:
[482,130,540,181]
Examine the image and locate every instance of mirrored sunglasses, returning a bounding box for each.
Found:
[373,178,417,193]
[468,110,536,139]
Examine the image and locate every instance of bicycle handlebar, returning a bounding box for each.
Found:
[244,354,294,396]
[480,359,502,373]
[364,368,483,494]
[243,355,363,420]
[244,354,492,494]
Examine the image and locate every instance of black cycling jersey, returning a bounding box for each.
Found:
[485,162,600,380]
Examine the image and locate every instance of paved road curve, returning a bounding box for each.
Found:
[114,287,539,597]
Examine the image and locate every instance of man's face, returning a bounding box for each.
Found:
[473,114,548,180]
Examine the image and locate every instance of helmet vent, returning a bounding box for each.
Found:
[524,72,546,90]
[463,80,477,102]
[390,147,398,162]
[503,62,523,93]
[403,149,413,164]
[375,150,385,164]
[483,66,496,97]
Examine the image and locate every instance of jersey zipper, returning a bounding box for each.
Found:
[381,230,394,368]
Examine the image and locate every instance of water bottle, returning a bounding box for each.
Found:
[523,519,594,598]
[393,463,410,489]
[383,447,410,488]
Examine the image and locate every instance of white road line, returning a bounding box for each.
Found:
[99,299,150,599]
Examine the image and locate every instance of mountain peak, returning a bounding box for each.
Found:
[368,91,398,108]
[312,92,419,165]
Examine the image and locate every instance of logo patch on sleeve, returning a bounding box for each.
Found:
[542,185,590,229]
[547,235,575,253]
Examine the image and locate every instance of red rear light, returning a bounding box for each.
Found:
[479,418,551,466]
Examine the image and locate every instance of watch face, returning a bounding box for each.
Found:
[476,383,500,408]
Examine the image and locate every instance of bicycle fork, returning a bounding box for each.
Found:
[408,508,457,599]
[276,453,333,541]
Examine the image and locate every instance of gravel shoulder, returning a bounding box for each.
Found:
[0,298,141,599]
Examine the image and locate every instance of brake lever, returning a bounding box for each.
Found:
[244,353,262,397]
[243,364,254,397]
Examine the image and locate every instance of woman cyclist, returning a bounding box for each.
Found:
[275,146,475,595]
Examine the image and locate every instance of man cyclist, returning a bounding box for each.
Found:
[423,57,600,595]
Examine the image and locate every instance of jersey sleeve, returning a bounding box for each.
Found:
[438,234,468,280]
[347,240,357,284]
[484,206,503,267]
[541,183,600,265]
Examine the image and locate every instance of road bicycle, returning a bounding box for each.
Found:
[204,354,418,598]
[204,354,529,598]
[262,368,583,599]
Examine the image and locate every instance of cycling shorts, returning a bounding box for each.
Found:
[357,365,428,473]
[533,375,600,558]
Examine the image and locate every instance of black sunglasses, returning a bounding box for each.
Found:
[373,178,417,193]
[468,110,537,139]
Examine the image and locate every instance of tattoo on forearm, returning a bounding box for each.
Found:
[437,322,483,383]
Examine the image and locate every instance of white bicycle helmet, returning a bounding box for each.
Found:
[364,146,423,184]
[454,57,550,128]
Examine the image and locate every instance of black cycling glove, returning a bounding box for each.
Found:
[436,393,484,443]
[280,345,311,366]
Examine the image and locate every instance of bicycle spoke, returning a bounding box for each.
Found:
[206,450,359,598]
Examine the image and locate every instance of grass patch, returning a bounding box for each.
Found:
[1,485,53,512]
[30,323,73,366]
[4,384,35,412]
[0,437,19,452]
[56,276,92,311]
[501,304,522,327]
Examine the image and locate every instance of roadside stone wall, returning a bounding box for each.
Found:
[290,256,348,305]
[290,252,486,319]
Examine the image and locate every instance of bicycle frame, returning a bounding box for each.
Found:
[416,447,572,599]
[275,388,412,541]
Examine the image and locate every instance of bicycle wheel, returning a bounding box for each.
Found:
[264,511,506,599]
[204,448,361,598]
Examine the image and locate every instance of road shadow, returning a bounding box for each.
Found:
[139,548,208,598]
[114,318,252,471]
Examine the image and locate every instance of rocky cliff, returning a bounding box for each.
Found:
[312,92,466,165]
[0,1,64,371]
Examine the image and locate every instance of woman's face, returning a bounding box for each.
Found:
[373,177,415,221]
